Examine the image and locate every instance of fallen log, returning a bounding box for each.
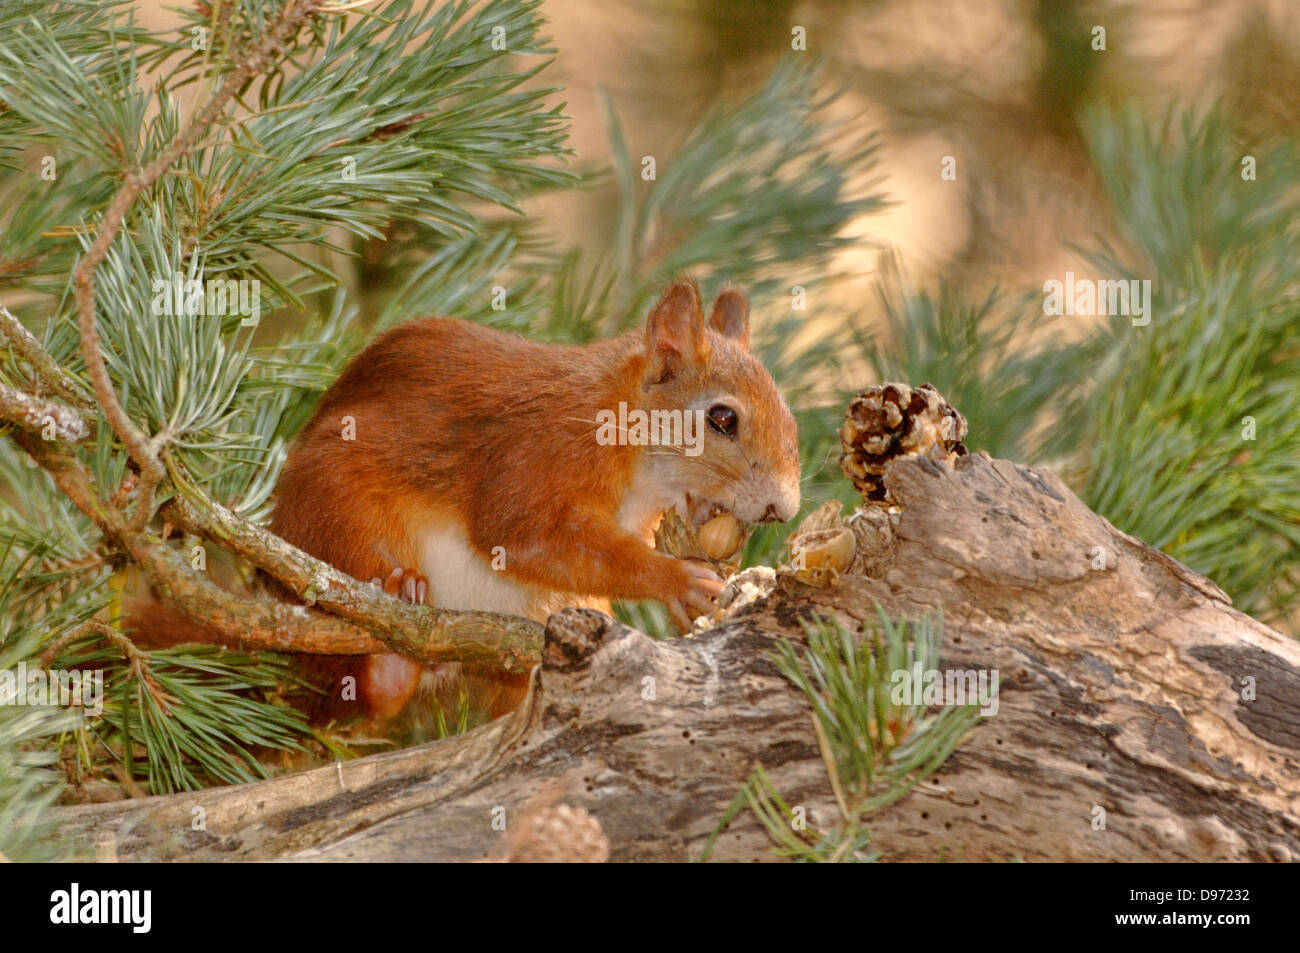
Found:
[54,452,1300,862]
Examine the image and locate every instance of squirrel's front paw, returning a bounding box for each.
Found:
[665,560,725,632]
[371,566,429,605]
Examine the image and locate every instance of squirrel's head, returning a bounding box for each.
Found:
[635,280,801,528]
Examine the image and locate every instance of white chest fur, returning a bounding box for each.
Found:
[417,526,536,615]
[415,525,610,623]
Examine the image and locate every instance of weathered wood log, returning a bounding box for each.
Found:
[55,452,1300,862]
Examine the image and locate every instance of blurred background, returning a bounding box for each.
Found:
[436,0,1300,295]
[110,0,1299,332]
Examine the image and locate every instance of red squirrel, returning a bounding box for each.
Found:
[271,280,800,724]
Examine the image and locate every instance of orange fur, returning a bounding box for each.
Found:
[264,282,800,724]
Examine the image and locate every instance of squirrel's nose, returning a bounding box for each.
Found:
[760,488,799,523]
[752,482,800,524]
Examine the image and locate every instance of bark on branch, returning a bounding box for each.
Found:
[54,452,1300,862]
[160,488,543,668]
[11,428,543,668]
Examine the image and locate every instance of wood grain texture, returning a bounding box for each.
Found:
[56,452,1300,862]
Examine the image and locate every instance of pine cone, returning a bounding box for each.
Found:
[492,804,610,863]
[839,382,968,506]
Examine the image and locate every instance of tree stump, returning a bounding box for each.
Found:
[55,452,1300,862]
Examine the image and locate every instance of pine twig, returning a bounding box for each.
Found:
[161,486,544,670]
[11,427,542,669]
[71,0,321,533]
[39,620,172,709]
[0,381,89,442]
[0,304,95,410]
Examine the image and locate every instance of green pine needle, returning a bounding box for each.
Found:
[706,609,980,862]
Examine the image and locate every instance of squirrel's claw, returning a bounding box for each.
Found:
[666,561,724,631]
[375,566,429,605]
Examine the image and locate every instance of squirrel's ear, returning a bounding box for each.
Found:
[644,280,709,384]
[709,288,749,349]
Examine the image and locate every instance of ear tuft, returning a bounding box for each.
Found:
[708,287,750,349]
[644,280,708,384]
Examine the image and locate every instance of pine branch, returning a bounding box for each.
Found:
[50,638,311,794]
[0,533,110,855]
[1076,107,1300,625]
[0,702,76,862]
[852,256,1091,463]
[0,380,90,442]
[0,304,95,410]
[70,0,322,534]
[160,485,543,669]
[0,1,553,685]
[12,422,541,667]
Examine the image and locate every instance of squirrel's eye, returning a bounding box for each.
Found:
[707,404,738,437]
